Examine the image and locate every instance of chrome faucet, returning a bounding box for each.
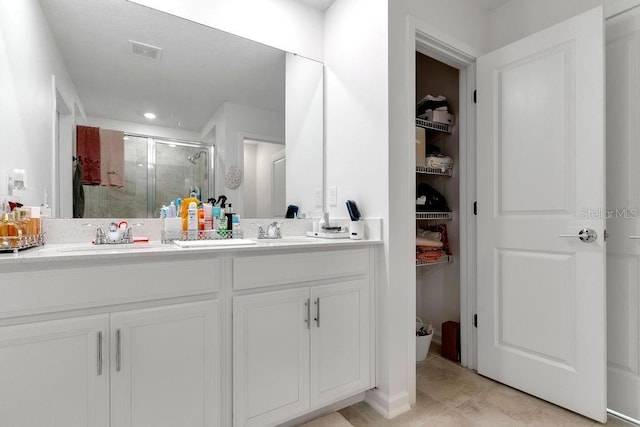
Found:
[95,227,107,245]
[94,222,133,245]
[256,222,282,239]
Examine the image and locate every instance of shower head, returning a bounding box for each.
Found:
[186,150,207,164]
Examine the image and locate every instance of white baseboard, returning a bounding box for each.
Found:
[280,392,365,427]
[364,388,411,419]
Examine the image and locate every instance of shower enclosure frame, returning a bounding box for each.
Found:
[124,133,215,218]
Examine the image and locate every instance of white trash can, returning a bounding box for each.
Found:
[416,317,433,362]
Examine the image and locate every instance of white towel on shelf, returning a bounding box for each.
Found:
[426,155,453,171]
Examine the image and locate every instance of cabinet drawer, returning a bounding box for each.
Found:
[233,248,369,290]
[0,258,221,318]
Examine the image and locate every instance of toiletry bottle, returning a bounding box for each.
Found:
[28,206,41,236]
[187,202,198,240]
[212,205,220,232]
[203,203,213,231]
[168,201,177,218]
[198,204,205,231]
[217,205,227,236]
[225,203,234,238]
[15,209,29,236]
[0,212,21,248]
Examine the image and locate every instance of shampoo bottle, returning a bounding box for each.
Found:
[225,203,234,238]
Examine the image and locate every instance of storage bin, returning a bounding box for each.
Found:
[416,317,433,362]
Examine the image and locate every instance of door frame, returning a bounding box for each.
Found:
[406,17,480,403]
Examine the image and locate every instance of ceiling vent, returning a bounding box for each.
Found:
[129,40,162,60]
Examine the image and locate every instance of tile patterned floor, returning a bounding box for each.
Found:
[339,345,636,427]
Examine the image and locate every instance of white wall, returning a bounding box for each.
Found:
[201,102,285,216]
[0,0,83,210]
[129,0,324,61]
[285,53,324,218]
[488,0,618,50]
[86,117,201,142]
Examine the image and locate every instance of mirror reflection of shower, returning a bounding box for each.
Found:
[186,151,208,165]
[82,134,215,218]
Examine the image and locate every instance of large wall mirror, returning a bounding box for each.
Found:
[37,0,323,219]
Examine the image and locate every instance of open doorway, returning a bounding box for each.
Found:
[243,139,286,218]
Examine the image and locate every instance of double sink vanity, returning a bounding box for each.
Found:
[0,219,380,427]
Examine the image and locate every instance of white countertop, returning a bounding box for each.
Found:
[0,236,381,266]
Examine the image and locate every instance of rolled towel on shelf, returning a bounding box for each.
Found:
[416,238,443,248]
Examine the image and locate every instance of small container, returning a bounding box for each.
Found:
[28,206,41,235]
[203,203,213,230]
[0,212,22,249]
[349,220,364,240]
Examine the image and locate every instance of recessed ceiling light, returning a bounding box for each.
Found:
[144,112,156,120]
[123,136,130,141]
[169,144,176,148]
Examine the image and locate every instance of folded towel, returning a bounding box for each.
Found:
[416,238,443,248]
[426,155,454,171]
[416,248,443,262]
[76,125,101,184]
[416,94,448,117]
[99,128,125,187]
[417,229,442,241]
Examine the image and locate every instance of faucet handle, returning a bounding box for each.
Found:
[95,227,106,245]
[252,223,266,239]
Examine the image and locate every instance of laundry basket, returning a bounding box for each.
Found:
[416,317,433,362]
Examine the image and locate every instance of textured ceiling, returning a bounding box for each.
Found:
[39,0,285,132]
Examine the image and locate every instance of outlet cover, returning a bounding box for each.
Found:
[328,186,337,207]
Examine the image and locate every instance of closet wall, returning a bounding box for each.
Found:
[415,53,460,343]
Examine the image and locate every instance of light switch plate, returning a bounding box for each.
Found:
[328,186,337,207]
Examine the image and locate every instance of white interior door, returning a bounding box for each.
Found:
[606,6,640,421]
[272,150,286,217]
[477,7,606,422]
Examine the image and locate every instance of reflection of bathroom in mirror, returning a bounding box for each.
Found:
[6,0,323,218]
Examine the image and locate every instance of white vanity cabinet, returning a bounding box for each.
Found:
[0,256,223,427]
[110,301,219,427]
[0,315,110,427]
[232,247,373,427]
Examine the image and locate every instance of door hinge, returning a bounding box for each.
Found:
[473,314,478,328]
[473,201,477,216]
[473,90,477,104]
[604,229,608,241]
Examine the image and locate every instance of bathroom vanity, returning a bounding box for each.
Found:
[0,237,379,427]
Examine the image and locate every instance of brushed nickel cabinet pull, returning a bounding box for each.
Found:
[116,328,122,372]
[314,298,320,328]
[97,331,103,376]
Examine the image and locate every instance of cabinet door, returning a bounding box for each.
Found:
[110,300,219,427]
[0,315,109,427]
[233,288,310,427]
[310,279,370,407]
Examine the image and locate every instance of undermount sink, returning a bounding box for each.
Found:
[173,239,257,248]
[55,243,163,253]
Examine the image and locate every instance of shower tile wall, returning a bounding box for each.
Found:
[83,136,148,218]
[155,144,209,214]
